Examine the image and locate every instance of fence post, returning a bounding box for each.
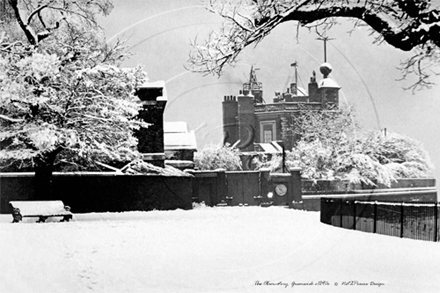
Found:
[373,201,377,234]
[400,202,404,238]
[353,200,356,230]
[435,202,438,242]
[340,199,343,228]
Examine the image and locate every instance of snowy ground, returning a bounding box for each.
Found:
[1,206,439,293]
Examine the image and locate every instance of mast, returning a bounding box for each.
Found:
[290,61,298,95]
[316,36,335,62]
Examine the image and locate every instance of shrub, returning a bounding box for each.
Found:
[194,144,242,171]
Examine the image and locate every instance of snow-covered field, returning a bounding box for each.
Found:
[1,206,439,293]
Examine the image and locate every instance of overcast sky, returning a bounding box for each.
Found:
[99,0,440,182]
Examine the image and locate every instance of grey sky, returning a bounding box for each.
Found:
[99,0,440,181]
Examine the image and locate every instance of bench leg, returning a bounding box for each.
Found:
[61,215,73,222]
[12,208,22,223]
[37,216,48,223]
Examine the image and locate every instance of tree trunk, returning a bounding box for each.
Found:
[33,150,60,200]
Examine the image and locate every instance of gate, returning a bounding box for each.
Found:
[227,171,260,206]
[190,169,301,207]
[191,170,226,206]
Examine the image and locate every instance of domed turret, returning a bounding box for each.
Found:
[317,63,340,109]
[318,63,340,89]
[319,62,333,78]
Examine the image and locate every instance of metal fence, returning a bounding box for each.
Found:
[321,198,439,242]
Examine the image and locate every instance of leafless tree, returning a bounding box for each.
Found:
[3,0,112,46]
[188,0,440,91]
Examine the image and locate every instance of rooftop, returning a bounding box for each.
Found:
[164,121,197,150]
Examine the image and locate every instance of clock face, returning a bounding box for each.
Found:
[275,184,287,196]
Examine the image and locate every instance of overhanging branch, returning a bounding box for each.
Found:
[189,0,440,90]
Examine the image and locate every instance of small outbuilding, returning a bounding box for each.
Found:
[164,121,197,170]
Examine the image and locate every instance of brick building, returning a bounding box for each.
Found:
[222,63,341,152]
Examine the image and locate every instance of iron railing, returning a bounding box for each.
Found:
[321,198,439,242]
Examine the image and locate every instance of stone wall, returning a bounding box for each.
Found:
[0,173,192,214]
[1,172,435,215]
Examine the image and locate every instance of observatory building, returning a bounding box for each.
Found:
[222,63,341,152]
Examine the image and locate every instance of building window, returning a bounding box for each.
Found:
[260,121,276,143]
[263,130,272,143]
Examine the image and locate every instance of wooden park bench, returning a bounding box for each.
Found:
[9,201,73,223]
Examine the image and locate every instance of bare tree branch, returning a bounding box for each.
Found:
[26,1,53,25]
[8,0,38,45]
[5,0,113,46]
[0,114,24,123]
[189,0,440,90]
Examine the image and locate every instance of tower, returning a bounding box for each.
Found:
[318,63,340,109]
[243,66,263,103]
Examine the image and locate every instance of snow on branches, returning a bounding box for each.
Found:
[0,49,147,168]
[189,0,440,90]
[0,0,148,173]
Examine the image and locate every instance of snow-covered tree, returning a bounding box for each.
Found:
[0,0,148,197]
[194,143,242,171]
[252,107,433,186]
[188,0,440,90]
[292,104,359,146]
